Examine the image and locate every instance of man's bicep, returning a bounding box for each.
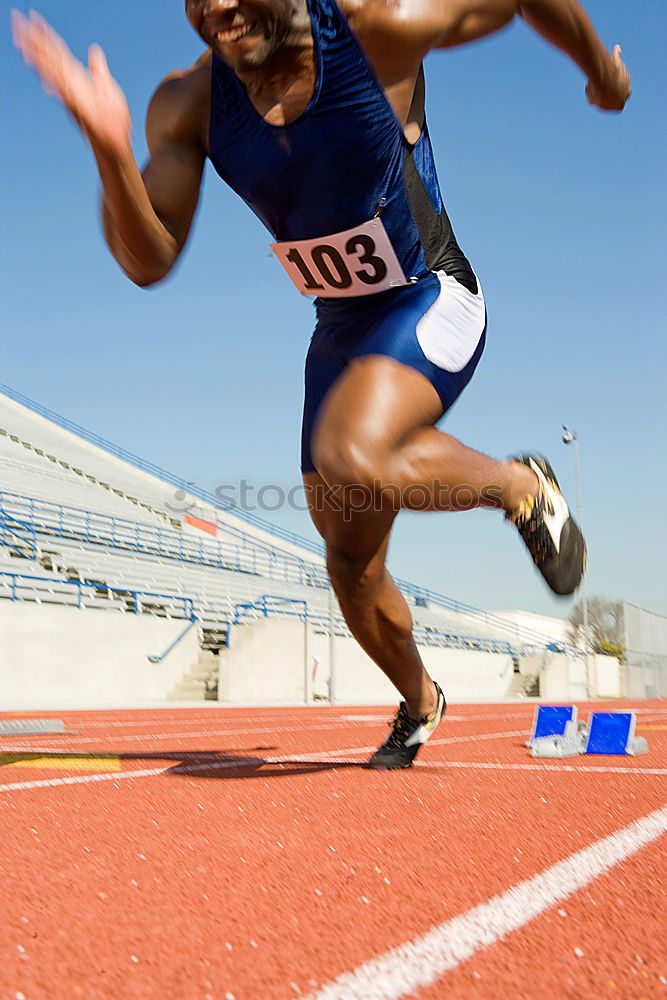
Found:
[142,74,207,251]
[141,140,205,250]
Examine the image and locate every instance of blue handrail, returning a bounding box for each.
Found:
[148,617,200,663]
[0,505,37,560]
[227,595,308,647]
[0,570,195,620]
[232,595,309,625]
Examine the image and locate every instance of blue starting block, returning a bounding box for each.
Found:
[526,705,577,748]
[584,712,648,756]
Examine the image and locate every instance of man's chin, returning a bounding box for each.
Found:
[215,35,274,70]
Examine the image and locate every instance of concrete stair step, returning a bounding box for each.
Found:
[508,673,540,698]
[186,665,216,681]
[167,681,207,701]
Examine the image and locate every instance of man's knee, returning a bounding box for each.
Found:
[312,439,400,519]
[314,437,377,490]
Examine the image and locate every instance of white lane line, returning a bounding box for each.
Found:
[2,707,661,739]
[0,711,521,738]
[305,805,667,1000]
[0,721,393,747]
[0,710,528,731]
[0,730,525,793]
[312,759,667,776]
[0,721,527,751]
[14,704,663,746]
[3,728,664,792]
[428,760,667,775]
[9,705,659,750]
[22,716,397,732]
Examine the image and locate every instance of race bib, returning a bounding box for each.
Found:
[270,218,407,298]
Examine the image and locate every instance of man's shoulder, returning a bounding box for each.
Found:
[147,53,211,147]
[152,52,211,114]
[339,0,467,58]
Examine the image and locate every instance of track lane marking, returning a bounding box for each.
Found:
[0,716,523,746]
[3,707,663,747]
[314,759,667,775]
[0,721,401,747]
[0,754,121,771]
[304,805,667,1000]
[2,706,661,735]
[0,730,524,791]
[2,729,664,791]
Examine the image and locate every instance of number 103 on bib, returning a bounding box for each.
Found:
[271,218,408,298]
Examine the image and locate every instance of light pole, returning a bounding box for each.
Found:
[562,426,591,696]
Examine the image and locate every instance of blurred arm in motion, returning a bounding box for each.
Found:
[12,10,206,286]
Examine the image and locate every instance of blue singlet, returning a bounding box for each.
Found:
[208,0,486,472]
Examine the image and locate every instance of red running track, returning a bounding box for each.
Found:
[1,701,665,1000]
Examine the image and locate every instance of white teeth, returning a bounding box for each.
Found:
[216,21,256,43]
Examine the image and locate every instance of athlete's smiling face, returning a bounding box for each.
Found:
[185,0,295,69]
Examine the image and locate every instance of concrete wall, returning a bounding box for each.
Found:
[220,620,515,705]
[312,633,514,704]
[1,606,621,710]
[539,652,586,701]
[0,603,199,708]
[592,654,621,698]
[517,651,620,701]
[218,619,311,705]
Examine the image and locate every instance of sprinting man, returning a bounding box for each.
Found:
[13,1,630,768]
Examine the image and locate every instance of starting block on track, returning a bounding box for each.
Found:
[526,705,577,748]
[528,706,648,758]
[0,718,65,736]
[584,712,648,756]
[530,719,585,758]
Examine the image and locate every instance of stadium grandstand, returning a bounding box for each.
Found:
[0,383,602,709]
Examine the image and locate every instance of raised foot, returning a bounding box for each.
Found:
[506,452,587,597]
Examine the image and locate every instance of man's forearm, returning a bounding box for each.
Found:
[518,0,611,84]
[93,141,178,287]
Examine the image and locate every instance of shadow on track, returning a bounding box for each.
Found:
[0,749,371,779]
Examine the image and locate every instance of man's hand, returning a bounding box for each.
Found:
[12,9,132,156]
[585,44,631,112]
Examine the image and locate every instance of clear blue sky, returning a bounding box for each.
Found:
[2,1,666,619]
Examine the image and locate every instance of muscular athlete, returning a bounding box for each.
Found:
[13,1,630,768]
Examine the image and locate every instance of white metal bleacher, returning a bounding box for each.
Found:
[0,388,317,561]
[0,386,570,653]
[0,435,172,526]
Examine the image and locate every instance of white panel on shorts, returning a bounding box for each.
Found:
[416,271,486,373]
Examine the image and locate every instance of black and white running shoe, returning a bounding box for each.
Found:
[507,453,586,596]
[368,682,446,770]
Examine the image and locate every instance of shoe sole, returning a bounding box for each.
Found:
[511,452,586,597]
[366,759,414,771]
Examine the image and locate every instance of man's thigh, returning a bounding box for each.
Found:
[311,354,443,471]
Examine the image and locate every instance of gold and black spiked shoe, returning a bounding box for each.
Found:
[368,682,447,770]
[507,453,586,596]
